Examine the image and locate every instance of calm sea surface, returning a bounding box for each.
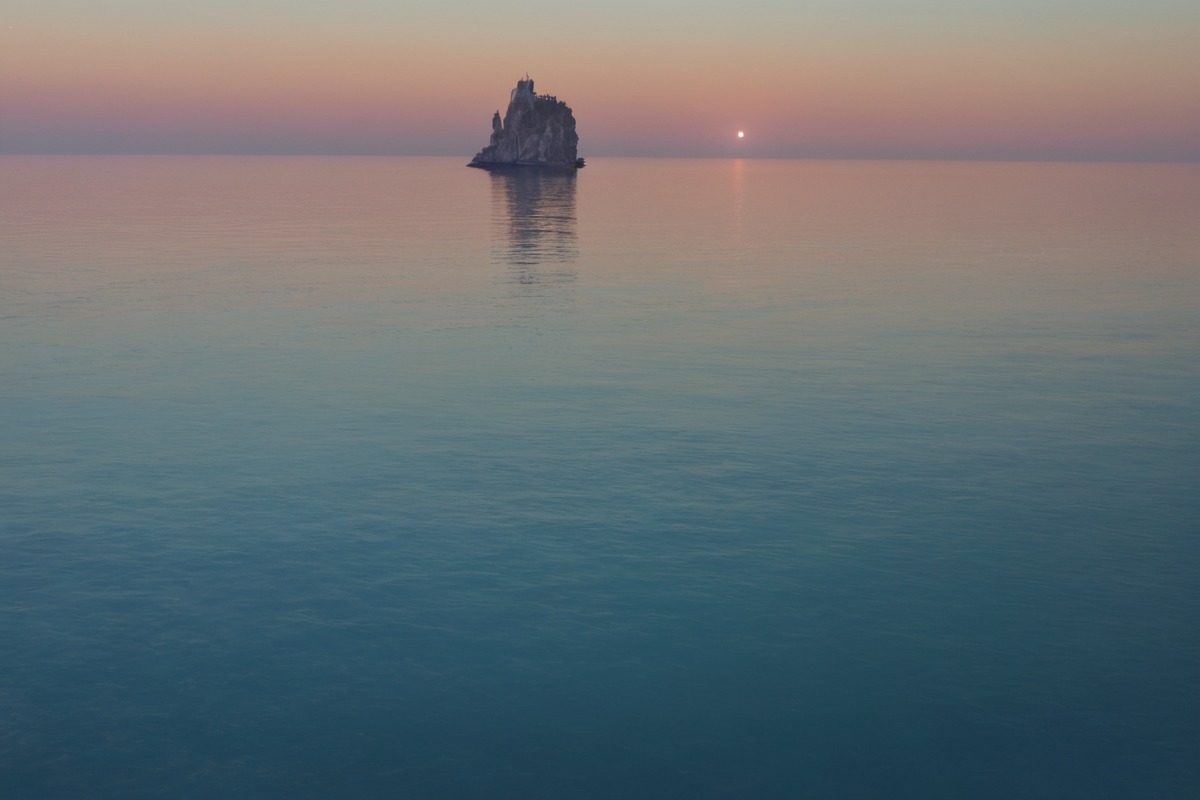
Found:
[2,156,1198,798]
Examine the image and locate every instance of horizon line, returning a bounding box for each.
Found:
[2,152,1198,165]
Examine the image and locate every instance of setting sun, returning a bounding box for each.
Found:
[737,131,745,138]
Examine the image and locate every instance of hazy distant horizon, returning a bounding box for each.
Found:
[3,1,1198,162]
[4,151,1198,164]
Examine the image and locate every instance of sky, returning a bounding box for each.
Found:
[2,0,1198,160]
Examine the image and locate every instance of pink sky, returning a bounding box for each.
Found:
[2,1,1197,159]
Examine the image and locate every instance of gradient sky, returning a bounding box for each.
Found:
[2,0,1198,159]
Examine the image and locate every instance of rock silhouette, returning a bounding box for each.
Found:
[469,77,581,169]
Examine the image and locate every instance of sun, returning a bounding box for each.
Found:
[737,131,745,138]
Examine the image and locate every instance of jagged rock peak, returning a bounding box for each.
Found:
[469,76,582,170]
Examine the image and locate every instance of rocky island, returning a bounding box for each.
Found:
[468,77,584,170]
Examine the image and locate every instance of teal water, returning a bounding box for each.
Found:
[2,156,1198,798]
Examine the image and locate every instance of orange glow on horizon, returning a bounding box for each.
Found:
[2,15,1197,158]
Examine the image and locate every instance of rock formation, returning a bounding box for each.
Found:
[469,77,582,169]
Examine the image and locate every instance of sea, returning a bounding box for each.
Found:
[2,156,1198,799]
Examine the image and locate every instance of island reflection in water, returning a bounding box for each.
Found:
[490,168,578,282]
